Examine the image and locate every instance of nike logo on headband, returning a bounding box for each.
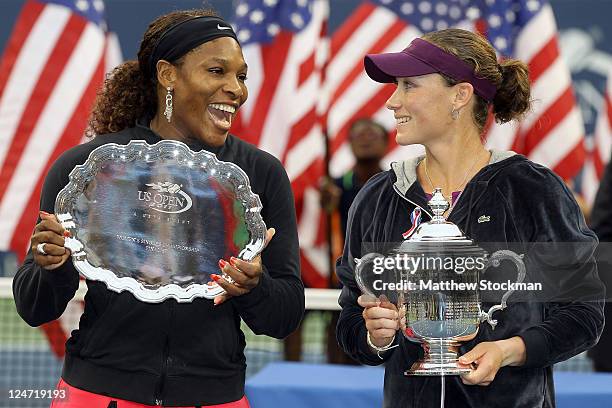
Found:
[217,24,232,30]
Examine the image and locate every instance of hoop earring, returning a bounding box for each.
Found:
[164,87,173,123]
[451,108,459,120]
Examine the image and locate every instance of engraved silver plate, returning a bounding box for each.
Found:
[55,140,267,303]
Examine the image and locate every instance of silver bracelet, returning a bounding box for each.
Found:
[367,331,398,359]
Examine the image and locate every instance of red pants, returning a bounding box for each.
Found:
[50,379,251,408]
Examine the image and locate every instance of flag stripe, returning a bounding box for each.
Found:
[0,16,87,204]
[285,122,324,183]
[328,20,406,115]
[283,106,317,163]
[330,84,395,154]
[0,5,71,171]
[290,158,323,200]
[0,22,106,248]
[245,32,293,147]
[10,51,106,256]
[599,95,612,165]
[255,0,328,160]
[514,4,556,63]
[521,58,573,134]
[522,86,575,154]
[328,2,375,57]
[322,7,401,112]
[297,51,316,87]
[237,46,263,131]
[527,36,558,83]
[552,138,585,181]
[300,250,328,288]
[594,148,605,178]
[607,91,612,131]
[529,107,583,174]
[0,1,45,97]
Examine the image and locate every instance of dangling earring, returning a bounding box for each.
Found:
[451,107,459,120]
[164,87,173,122]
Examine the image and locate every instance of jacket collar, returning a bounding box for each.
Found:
[391,150,523,228]
[134,118,226,156]
[391,149,517,197]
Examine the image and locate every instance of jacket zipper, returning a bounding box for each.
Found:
[392,184,433,219]
[392,184,466,220]
[154,301,174,405]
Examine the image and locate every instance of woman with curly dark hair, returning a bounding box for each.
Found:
[13,9,304,408]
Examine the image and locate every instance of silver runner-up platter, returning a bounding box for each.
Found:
[55,140,267,303]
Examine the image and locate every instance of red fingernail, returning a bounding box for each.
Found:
[218,259,227,269]
[211,274,220,282]
[230,257,238,266]
[63,230,71,237]
[39,211,50,216]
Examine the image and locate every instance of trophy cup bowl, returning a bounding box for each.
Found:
[355,189,525,376]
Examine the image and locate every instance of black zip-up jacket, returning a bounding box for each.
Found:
[13,124,305,406]
[336,151,605,408]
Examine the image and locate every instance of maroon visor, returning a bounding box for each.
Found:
[364,38,497,102]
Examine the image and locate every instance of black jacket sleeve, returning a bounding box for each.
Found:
[514,168,605,368]
[231,156,304,339]
[335,175,415,366]
[12,153,80,327]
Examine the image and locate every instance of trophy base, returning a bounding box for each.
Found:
[404,340,472,376]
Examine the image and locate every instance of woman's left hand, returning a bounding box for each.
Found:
[212,228,275,305]
[459,336,526,386]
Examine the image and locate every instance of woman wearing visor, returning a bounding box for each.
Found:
[336,28,604,407]
[13,9,304,408]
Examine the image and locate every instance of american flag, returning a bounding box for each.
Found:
[233,0,586,286]
[231,0,331,288]
[325,0,585,180]
[0,0,122,356]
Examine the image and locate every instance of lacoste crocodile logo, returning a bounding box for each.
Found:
[478,215,491,223]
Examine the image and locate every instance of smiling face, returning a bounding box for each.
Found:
[385,73,456,146]
[166,37,248,146]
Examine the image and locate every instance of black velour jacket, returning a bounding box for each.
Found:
[12,124,304,406]
[336,151,605,408]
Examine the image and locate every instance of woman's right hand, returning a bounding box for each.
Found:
[358,294,399,349]
[31,211,71,270]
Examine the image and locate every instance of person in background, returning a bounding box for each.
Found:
[318,118,389,364]
[321,118,389,238]
[283,119,389,364]
[13,9,304,408]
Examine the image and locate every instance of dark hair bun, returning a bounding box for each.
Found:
[493,59,531,124]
